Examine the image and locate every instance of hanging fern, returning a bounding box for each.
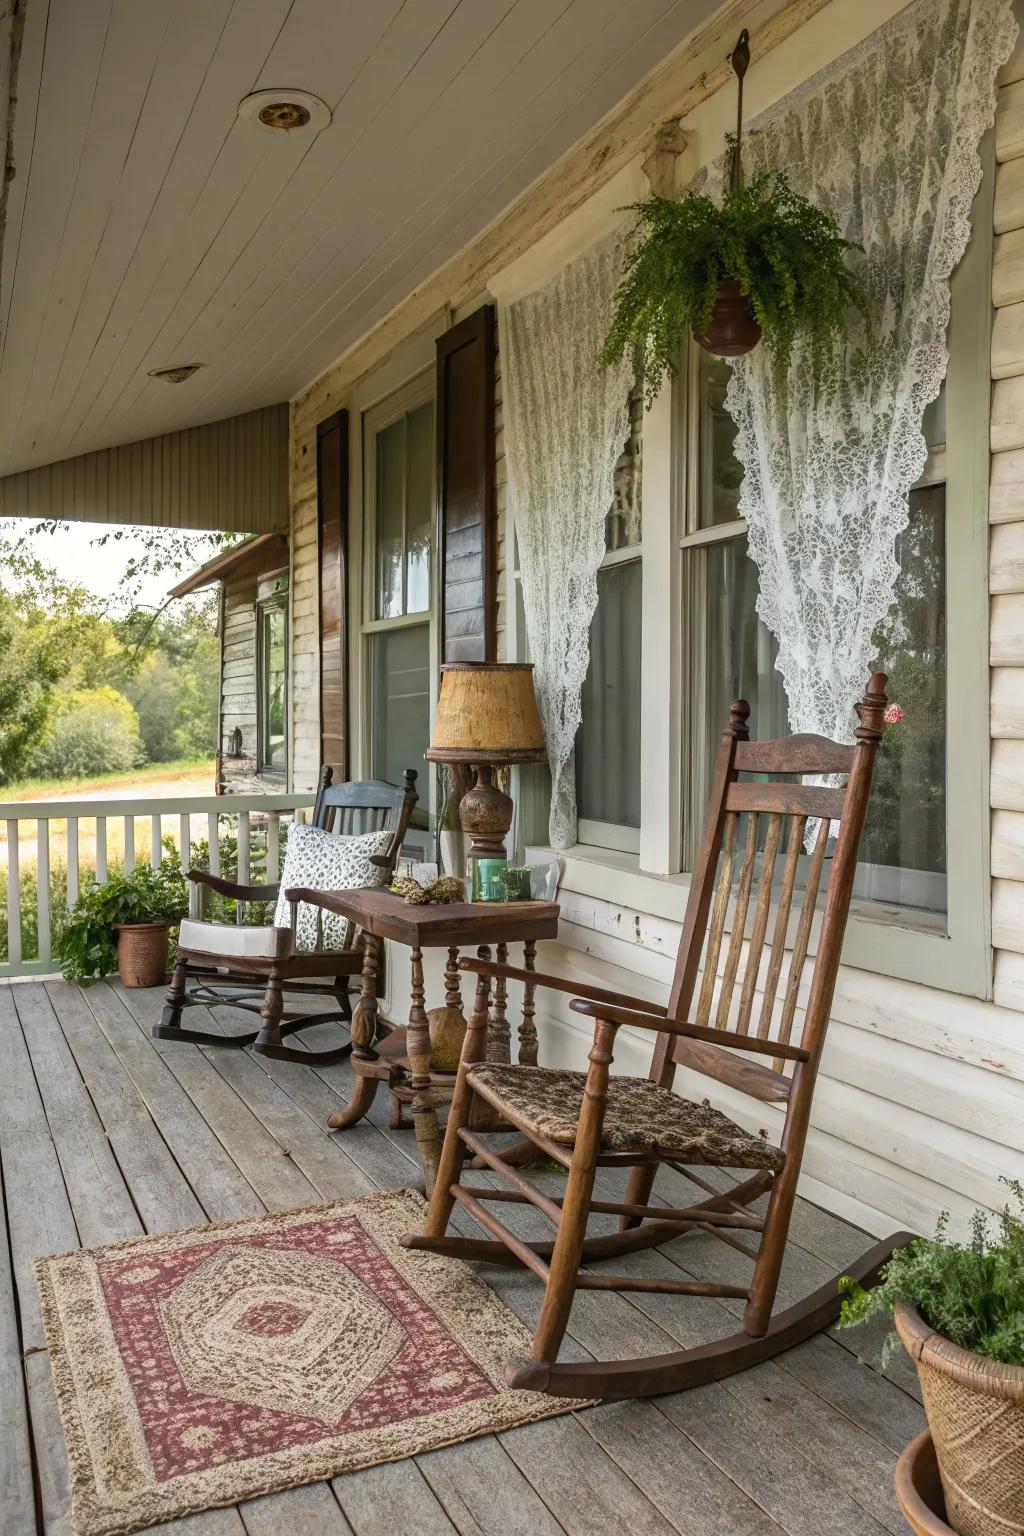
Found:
[601,170,865,405]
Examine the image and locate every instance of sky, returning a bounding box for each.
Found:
[1,520,223,610]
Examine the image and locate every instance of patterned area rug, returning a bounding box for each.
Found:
[36,1188,582,1536]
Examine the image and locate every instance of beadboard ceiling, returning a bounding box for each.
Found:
[0,0,721,478]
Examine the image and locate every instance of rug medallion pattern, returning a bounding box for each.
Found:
[35,1188,581,1536]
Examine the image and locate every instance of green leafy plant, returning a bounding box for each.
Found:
[839,1181,1024,1368]
[602,169,864,404]
[54,861,188,983]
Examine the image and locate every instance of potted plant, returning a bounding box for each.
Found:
[55,861,189,987]
[839,1184,1024,1536]
[602,30,863,398]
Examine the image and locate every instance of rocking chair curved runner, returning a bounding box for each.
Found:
[155,768,418,1065]
[405,674,914,1399]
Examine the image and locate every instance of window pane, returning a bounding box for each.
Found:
[406,400,434,614]
[858,484,946,912]
[370,623,430,789]
[605,384,643,552]
[704,538,788,744]
[701,488,946,915]
[375,418,405,619]
[575,559,642,828]
[261,604,287,771]
[698,353,742,529]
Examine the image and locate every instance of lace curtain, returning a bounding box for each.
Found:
[715,0,1015,746]
[501,234,633,848]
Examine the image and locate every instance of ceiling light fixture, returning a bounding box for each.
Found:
[238,89,331,135]
[148,364,205,384]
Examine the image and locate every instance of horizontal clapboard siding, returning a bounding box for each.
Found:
[0,405,288,532]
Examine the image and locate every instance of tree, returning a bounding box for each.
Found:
[0,585,102,781]
[28,687,145,779]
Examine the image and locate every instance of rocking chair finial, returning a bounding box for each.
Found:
[854,671,889,743]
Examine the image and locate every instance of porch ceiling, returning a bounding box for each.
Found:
[0,0,721,480]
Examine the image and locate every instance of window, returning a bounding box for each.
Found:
[575,386,643,851]
[361,376,435,811]
[257,579,288,775]
[683,348,947,921]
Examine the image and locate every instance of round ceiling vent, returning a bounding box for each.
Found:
[238,89,331,134]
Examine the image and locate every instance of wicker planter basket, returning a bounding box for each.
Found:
[115,922,172,989]
[895,1303,1024,1536]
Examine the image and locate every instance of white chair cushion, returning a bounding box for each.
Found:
[177,920,292,960]
[273,823,392,951]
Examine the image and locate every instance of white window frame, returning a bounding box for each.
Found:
[356,366,439,830]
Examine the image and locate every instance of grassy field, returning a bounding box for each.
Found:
[0,760,217,871]
[1,758,215,803]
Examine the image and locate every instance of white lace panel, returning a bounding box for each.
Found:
[713,0,1015,746]
[501,233,634,849]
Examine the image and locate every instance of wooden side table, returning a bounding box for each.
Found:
[287,887,559,1192]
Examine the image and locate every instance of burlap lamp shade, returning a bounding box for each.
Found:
[425,663,546,863]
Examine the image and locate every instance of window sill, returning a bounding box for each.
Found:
[531,843,972,993]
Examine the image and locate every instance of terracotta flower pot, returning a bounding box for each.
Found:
[896,1431,955,1535]
[115,922,172,989]
[895,1303,1024,1536]
[694,279,761,358]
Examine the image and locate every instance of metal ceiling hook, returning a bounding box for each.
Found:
[730,29,750,193]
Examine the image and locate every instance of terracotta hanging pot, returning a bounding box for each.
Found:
[694,280,762,358]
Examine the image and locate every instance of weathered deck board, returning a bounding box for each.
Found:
[0,980,925,1536]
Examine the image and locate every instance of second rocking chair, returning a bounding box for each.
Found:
[405,673,913,1399]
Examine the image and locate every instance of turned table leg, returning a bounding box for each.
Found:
[406,945,442,1195]
[519,938,539,1066]
[487,941,511,1063]
[328,934,381,1131]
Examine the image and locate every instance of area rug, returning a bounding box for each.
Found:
[35,1188,583,1536]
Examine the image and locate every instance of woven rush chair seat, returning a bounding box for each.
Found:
[469,1063,785,1170]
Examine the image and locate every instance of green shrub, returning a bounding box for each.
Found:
[602,170,864,405]
[54,861,188,983]
[28,687,145,780]
[839,1182,1024,1368]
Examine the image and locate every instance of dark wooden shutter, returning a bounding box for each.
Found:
[317,410,348,779]
[436,306,496,662]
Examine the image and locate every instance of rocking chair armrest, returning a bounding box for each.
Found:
[188,870,280,902]
[458,956,668,1017]
[568,998,811,1063]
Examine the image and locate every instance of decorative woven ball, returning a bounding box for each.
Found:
[427,1004,467,1071]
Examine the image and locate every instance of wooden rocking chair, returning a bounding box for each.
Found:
[154,768,418,1065]
[405,674,913,1399]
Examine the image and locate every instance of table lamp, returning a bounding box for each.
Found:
[425,663,546,898]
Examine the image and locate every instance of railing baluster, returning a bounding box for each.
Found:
[67,817,79,905]
[267,813,281,883]
[96,819,107,884]
[151,813,162,867]
[36,819,50,965]
[208,811,221,875]
[123,815,135,873]
[179,813,191,871]
[237,813,250,924]
[7,822,21,968]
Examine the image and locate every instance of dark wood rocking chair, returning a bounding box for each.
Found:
[405,674,914,1399]
[154,767,418,1065]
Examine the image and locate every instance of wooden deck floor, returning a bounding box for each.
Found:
[1,977,925,1536]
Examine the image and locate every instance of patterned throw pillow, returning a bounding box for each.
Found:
[273,824,392,952]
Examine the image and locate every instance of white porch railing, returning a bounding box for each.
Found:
[0,792,315,978]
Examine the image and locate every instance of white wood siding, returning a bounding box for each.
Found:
[220,573,261,792]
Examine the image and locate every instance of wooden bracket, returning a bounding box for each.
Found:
[641,120,689,198]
